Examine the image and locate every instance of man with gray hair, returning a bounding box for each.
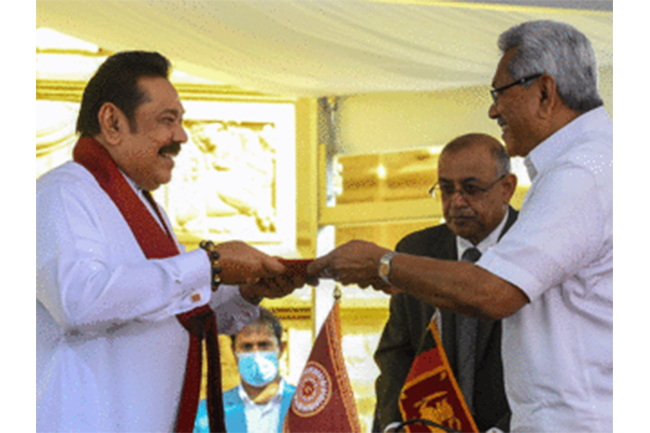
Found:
[309,20,612,432]
[484,20,612,431]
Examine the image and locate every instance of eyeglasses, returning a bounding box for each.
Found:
[490,73,543,103]
[429,174,506,199]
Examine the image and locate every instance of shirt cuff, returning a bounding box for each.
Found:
[141,249,212,320]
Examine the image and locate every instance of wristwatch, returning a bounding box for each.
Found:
[378,251,398,285]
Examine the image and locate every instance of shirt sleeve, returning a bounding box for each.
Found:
[478,163,606,302]
[36,175,212,333]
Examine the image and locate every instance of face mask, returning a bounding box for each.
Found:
[237,350,279,387]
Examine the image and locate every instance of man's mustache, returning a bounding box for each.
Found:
[159,141,182,156]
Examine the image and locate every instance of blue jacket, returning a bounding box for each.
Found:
[195,380,296,433]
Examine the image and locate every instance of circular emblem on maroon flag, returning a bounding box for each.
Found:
[292,361,332,417]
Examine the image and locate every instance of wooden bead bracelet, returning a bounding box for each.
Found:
[199,240,222,292]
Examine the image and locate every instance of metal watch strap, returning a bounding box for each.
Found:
[378,251,398,285]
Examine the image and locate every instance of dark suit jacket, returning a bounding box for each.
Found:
[373,208,518,432]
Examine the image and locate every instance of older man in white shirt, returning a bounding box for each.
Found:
[309,20,612,432]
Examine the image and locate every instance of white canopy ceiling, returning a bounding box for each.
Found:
[36,0,612,97]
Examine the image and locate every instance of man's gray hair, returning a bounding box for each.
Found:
[498,20,603,113]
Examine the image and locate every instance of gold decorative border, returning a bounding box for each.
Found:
[36,79,295,103]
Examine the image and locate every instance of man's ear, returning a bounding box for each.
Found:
[501,173,518,204]
[97,102,126,145]
[536,74,558,120]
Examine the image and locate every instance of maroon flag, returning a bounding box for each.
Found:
[284,302,361,433]
[398,320,478,433]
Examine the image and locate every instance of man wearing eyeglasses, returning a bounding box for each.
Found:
[309,20,612,432]
[373,133,517,433]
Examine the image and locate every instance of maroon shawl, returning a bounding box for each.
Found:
[73,137,225,432]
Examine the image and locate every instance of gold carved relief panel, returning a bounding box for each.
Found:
[158,100,296,253]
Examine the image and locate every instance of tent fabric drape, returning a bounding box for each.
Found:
[36,1,612,97]
[36,101,78,158]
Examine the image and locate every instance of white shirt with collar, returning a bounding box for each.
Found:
[478,107,613,432]
[237,379,287,433]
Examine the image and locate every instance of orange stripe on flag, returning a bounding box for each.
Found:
[284,302,361,433]
[398,320,478,433]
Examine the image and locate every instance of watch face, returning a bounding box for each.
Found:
[379,253,395,279]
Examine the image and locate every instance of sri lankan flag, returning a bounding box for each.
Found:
[398,319,478,433]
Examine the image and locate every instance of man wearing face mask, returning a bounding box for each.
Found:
[195,307,295,433]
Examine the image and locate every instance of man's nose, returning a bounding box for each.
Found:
[488,101,499,120]
[176,124,189,143]
[448,189,469,207]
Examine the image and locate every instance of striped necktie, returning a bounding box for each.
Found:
[456,247,481,415]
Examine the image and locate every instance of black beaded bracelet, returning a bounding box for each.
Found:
[199,240,222,292]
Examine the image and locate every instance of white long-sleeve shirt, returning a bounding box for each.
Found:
[37,161,259,432]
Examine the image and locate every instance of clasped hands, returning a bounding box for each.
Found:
[307,240,403,295]
[215,240,401,303]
